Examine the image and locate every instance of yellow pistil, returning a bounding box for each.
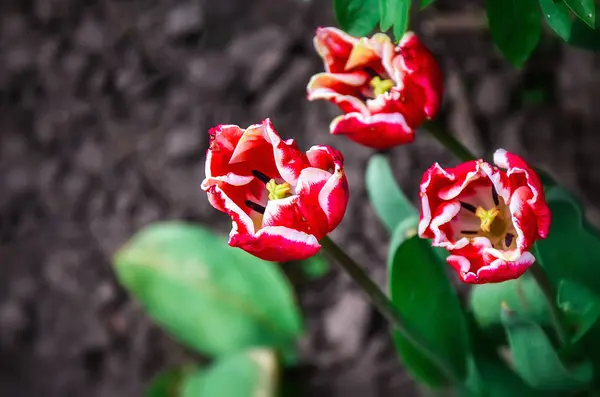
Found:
[475,207,505,236]
[370,76,395,96]
[266,179,292,200]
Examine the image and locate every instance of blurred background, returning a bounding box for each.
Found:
[1,0,600,396]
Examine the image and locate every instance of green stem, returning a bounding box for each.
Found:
[529,261,570,346]
[423,120,478,162]
[320,235,461,383]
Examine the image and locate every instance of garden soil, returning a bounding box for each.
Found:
[2,0,600,396]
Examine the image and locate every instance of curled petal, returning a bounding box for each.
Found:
[307,72,370,114]
[314,27,359,73]
[396,32,444,119]
[494,149,551,238]
[205,124,245,179]
[509,186,538,252]
[306,145,344,172]
[261,119,311,184]
[345,37,381,70]
[205,184,255,236]
[330,112,414,150]
[229,226,321,262]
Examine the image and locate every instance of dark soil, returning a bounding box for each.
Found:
[2,0,600,396]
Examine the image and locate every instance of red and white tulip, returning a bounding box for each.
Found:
[418,149,551,284]
[307,27,443,150]
[202,119,349,262]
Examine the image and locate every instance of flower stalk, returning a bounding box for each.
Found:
[320,235,462,383]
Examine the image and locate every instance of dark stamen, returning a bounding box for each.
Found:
[504,233,514,247]
[245,200,265,214]
[461,230,478,235]
[492,185,499,206]
[460,201,477,213]
[363,67,379,78]
[252,170,271,184]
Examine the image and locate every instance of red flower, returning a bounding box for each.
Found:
[418,149,551,284]
[307,27,443,150]
[201,119,349,262]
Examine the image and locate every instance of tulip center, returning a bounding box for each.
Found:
[475,207,505,236]
[266,179,292,201]
[370,76,395,96]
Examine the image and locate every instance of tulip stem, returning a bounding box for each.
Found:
[320,235,461,383]
[529,261,570,346]
[423,120,478,162]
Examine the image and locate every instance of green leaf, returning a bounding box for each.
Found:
[299,253,330,280]
[501,307,593,390]
[484,0,542,67]
[181,349,279,397]
[335,0,380,36]
[470,273,550,330]
[366,154,418,233]
[421,0,435,9]
[539,0,573,41]
[557,279,600,343]
[388,219,469,387]
[568,5,600,51]
[145,366,196,397]
[379,0,410,40]
[535,186,600,294]
[564,0,595,28]
[113,222,303,358]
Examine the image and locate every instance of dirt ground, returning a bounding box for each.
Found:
[2,0,600,396]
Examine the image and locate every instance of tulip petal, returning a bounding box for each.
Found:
[494,149,551,238]
[509,186,538,252]
[262,195,329,239]
[314,27,359,73]
[205,184,255,236]
[261,119,310,185]
[229,225,321,262]
[330,112,414,150]
[307,72,370,114]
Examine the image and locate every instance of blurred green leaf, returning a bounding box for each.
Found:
[470,274,550,330]
[113,222,303,359]
[484,0,542,67]
[501,307,593,390]
[366,154,418,233]
[388,219,469,387]
[181,349,278,397]
[558,279,600,343]
[335,0,380,36]
[421,0,435,9]
[379,0,410,40]
[535,186,600,294]
[564,0,595,28]
[299,253,330,280]
[568,5,600,51]
[539,0,572,41]
[145,366,196,397]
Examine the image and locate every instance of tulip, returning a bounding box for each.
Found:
[307,27,443,150]
[202,119,349,262]
[418,149,551,284]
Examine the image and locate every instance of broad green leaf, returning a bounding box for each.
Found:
[335,0,380,36]
[557,279,600,343]
[366,154,418,233]
[539,0,573,41]
[564,0,595,28]
[470,274,550,330]
[181,349,278,397]
[145,366,196,397]
[568,5,600,51]
[113,222,303,358]
[389,220,469,387]
[379,0,410,41]
[501,307,593,390]
[421,0,435,9]
[484,0,542,67]
[535,186,600,294]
